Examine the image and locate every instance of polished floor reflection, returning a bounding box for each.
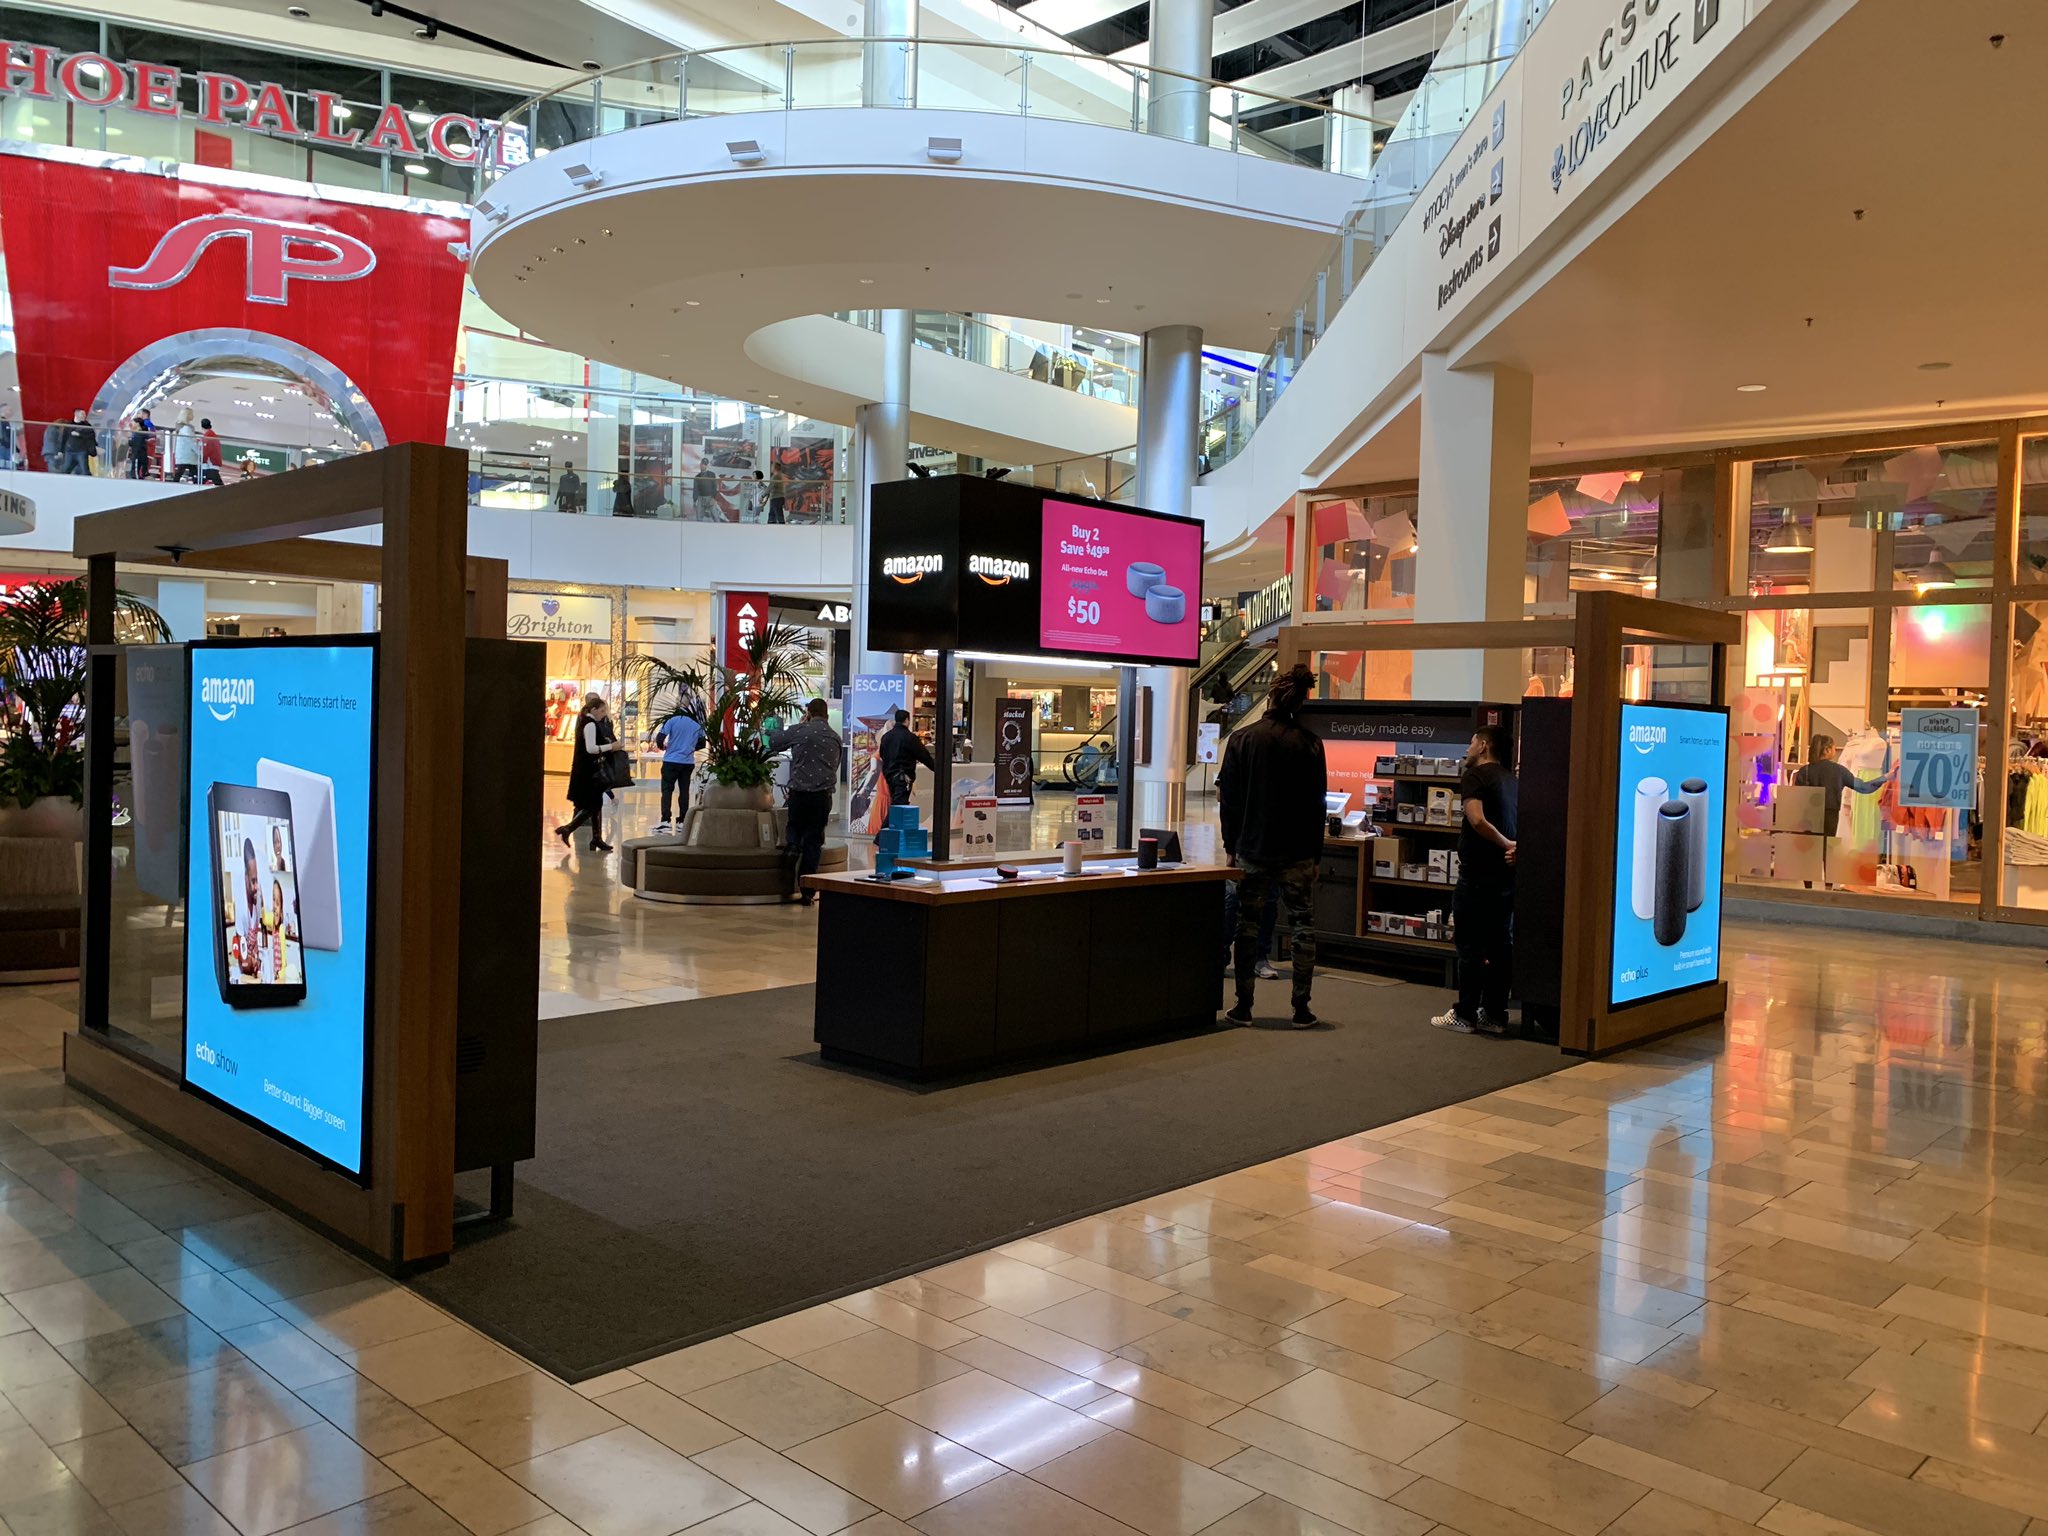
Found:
[10,893,2048,1533]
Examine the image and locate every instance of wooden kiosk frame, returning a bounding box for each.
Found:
[66,444,529,1270]
[1278,591,1741,1055]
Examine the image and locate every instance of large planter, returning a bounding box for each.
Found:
[701,780,773,813]
[0,797,84,841]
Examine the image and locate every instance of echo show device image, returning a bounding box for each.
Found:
[206,782,308,1008]
[257,758,342,950]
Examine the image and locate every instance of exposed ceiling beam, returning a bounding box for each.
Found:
[1214,0,1461,59]
[1228,4,1462,102]
[1015,0,1142,36]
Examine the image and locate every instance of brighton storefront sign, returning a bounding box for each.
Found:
[507,592,612,641]
[0,44,528,167]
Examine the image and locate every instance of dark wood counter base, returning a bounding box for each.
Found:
[810,869,1228,1080]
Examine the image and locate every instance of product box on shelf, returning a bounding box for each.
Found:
[1426,787,1453,824]
[1397,803,1423,824]
[1375,755,1398,777]
[1366,911,1388,933]
[1372,837,1401,878]
[1401,861,1429,883]
[1427,849,1451,883]
[1395,754,1419,775]
[1449,851,1460,882]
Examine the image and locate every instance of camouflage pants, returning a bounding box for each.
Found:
[1233,857,1318,1008]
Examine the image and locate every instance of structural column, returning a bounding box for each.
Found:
[1413,353,1532,700]
[1326,83,1377,177]
[1120,0,1214,838]
[863,0,916,107]
[850,309,913,679]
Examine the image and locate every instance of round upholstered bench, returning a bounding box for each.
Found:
[621,839,849,904]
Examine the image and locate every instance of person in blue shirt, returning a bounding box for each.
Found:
[652,711,705,833]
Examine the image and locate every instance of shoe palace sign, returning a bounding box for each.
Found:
[0,44,527,167]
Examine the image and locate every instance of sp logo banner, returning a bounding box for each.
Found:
[110,214,377,306]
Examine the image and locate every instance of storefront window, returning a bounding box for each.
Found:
[1309,497,1415,619]
[1749,441,1997,596]
[1526,469,1661,613]
[2021,437,2048,582]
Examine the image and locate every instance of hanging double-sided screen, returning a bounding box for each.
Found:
[1611,701,1728,1009]
[183,639,378,1177]
[868,478,1202,666]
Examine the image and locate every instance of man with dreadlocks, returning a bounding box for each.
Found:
[1216,663,1328,1028]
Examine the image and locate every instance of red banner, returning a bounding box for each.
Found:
[722,591,770,672]
[0,153,466,463]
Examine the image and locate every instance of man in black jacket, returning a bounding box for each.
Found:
[878,709,937,812]
[1218,664,1327,1028]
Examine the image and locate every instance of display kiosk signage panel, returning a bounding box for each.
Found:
[1611,701,1727,1009]
[183,638,377,1177]
[868,478,1201,666]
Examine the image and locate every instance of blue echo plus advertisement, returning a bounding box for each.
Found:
[184,641,376,1174]
[1612,702,1728,1008]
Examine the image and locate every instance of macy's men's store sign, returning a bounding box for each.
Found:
[0,43,527,167]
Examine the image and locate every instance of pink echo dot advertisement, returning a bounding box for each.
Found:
[1038,498,1203,664]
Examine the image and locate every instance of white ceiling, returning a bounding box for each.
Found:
[1321,0,2048,488]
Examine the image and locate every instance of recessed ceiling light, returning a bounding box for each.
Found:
[581,59,602,70]
[685,299,700,306]
[1918,361,1952,372]
[859,278,874,284]
[286,5,310,16]
[1736,383,1767,393]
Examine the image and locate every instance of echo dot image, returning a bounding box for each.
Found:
[1126,561,1166,597]
[1144,585,1186,624]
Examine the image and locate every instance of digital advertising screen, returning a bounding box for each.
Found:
[1611,701,1728,1009]
[1040,499,1203,665]
[184,639,377,1176]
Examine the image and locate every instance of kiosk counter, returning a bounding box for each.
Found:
[804,858,1229,1078]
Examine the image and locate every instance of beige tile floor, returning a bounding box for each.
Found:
[11,813,2048,1533]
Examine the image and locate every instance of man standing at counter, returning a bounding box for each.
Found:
[768,699,842,907]
[879,709,937,814]
[1218,664,1327,1029]
[1434,724,1518,1038]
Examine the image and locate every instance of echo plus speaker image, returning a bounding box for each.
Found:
[1680,777,1710,912]
[1631,776,1668,920]
[1654,799,1693,947]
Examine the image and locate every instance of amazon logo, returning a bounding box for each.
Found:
[969,554,1031,586]
[883,553,943,584]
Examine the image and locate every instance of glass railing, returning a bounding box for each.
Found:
[1209,0,1553,466]
[834,311,1139,407]
[471,37,1397,198]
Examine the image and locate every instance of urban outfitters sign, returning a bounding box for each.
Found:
[0,43,528,167]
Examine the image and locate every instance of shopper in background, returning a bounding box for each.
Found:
[767,467,788,525]
[1434,724,1520,1038]
[170,409,202,482]
[651,706,704,834]
[767,698,842,906]
[1217,663,1327,1028]
[0,405,14,472]
[556,463,585,514]
[59,410,95,475]
[127,411,156,479]
[1794,734,1891,887]
[556,693,629,854]
[198,418,224,486]
[693,463,718,520]
[878,708,937,813]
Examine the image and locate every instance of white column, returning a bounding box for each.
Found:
[153,576,207,642]
[864,0,917,108]
[850,307,913,678]
[1413,353,1532,700]
[1327,83,1377,177]
[1147,0,1213,143]
[1130,323,1201,830]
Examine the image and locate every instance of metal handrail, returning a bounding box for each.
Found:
[485,36,1404,141]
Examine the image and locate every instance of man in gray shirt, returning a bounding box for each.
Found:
[767,698,842,905]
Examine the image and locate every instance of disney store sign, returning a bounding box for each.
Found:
[0,43,528,167]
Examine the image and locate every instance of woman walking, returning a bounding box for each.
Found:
[556,693,629,852]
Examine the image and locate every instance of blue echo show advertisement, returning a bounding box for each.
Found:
[184,640,376,1175]
[1611,702,1728,1008]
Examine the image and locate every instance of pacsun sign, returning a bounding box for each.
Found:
[0,43,527,168]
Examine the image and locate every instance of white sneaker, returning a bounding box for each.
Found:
[1430,1007,1478,1034]
[1222,961,1236,978]
[1255,961,1281,980]
[653,822,671,835]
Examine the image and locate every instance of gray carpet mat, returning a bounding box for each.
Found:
[411,977,1563,1380]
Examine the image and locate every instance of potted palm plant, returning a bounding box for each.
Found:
[0,578,170,839]
[628,620,822,813]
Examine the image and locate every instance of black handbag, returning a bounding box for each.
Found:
[598,751,635,790]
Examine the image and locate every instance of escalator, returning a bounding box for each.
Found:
[1060,712,1119,792]
[1198,647,1276,755]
